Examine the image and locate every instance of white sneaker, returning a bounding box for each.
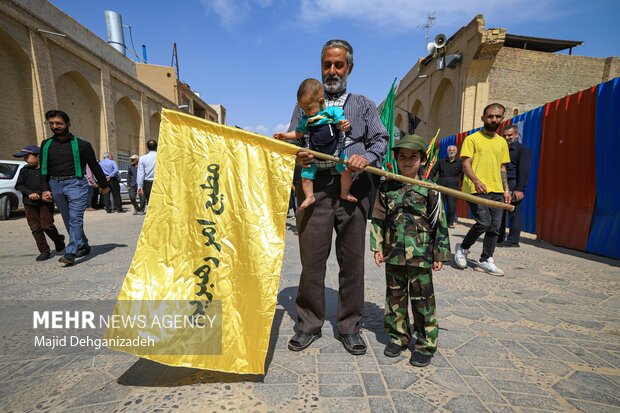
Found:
[475,257,504,276]
[454,243,469,269]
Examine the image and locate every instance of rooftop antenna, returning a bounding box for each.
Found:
[418,11,436,45]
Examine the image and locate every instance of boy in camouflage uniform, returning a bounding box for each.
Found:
[370,134,451,367]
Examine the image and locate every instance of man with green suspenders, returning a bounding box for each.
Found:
[40,110,110,267]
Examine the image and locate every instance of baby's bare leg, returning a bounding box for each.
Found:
[299,178,316,209]
[340,170,358,203]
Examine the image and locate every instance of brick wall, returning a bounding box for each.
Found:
[489,47,620,116]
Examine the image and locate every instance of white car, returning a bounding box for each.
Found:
[0,160,27,220]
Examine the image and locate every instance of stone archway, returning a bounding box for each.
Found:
[114,97,141,157]
[430,78,457,137]
[149,112,161,143]
[55,71,101,156]
[395,113,404,133]
[411,99,426,137]
[0,28,36,158]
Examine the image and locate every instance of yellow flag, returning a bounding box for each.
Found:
[105,109,297,374]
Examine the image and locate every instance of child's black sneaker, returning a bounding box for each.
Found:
[36,251,52,261]
[384,342,407,357]
[409,351,432,367]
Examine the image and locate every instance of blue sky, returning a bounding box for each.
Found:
[50,0,619,135]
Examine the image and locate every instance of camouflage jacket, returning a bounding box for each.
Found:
[370,179,451,268]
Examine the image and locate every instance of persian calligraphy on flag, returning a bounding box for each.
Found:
[105,109,298,374]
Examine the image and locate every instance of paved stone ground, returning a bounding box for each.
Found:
[1,208,619,412]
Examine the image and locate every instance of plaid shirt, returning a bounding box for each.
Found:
[288,91,388,170]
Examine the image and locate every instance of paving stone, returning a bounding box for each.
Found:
[283,354,316,374]
[319,384,364,397]
[492,380,548,395]
[448,357,480,377]
[361,373,386,396]
[443,395,488,412]
[522,358,572,377]
[439,330,475,350]
[552,378,620,406]
[430,351,450,367]
[368,397,395,413]
[317,362,357,372]
[262,366,298,384]
[566,371,620,394]
[380,366,420,389]
[68,381,133,408]
[566,399,620,412]
[321,397,369,412]
[594,350,620,369]
[252,384,299,406]
[356,354,379,371]
[500,392,562,411]
[561,345,615,368]
[456,337,506,357]
[319,372,361,384]
[466,378,507,404]
[391,391,436,413]
[478,368,531,382]
[497,339,536,358]
[318,353,356,364]
[485,404,516,412]
[467,358,515,369]
[427,368,470,393]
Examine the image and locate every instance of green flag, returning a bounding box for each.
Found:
[380,78,398,174]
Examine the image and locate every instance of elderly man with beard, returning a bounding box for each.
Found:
[453,103,511,276]
[41,110,110,266]
[286,39,388,355]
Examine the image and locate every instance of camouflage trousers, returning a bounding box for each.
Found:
[384,264,438,355]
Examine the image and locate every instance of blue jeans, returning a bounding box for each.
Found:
[49,177,90,255]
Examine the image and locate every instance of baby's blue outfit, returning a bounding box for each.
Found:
[296,106,347,179]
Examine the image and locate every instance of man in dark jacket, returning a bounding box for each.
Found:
[429,145,463,228]
[498,124,532,247]
[40,110,110,266]
[127,154,144,214]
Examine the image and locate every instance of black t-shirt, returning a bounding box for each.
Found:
[40,134,108,191]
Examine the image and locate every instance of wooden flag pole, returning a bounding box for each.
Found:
[303,148,515,212]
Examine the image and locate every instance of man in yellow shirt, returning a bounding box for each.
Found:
[454,103,511,276]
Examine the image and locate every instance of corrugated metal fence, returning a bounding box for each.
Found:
[437,78,620,259]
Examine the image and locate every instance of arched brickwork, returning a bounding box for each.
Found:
[0,28,36,158]
[55,71,102,156]
[114,97,140,157]
[430,79,457,137]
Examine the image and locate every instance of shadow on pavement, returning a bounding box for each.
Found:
[278,286,388,347]
[117,358,262,387]
[78,243,128,263]
[116,296,287,386]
